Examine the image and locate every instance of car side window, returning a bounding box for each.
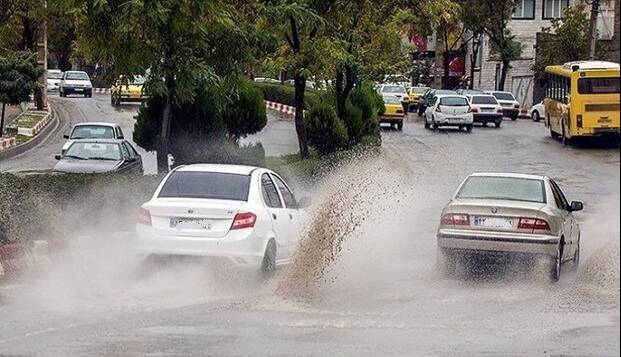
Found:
[550,180,568,210]
[116,127,124,138]
[271,174,297,209]
[120,143,131,160]
[261,173,283,208]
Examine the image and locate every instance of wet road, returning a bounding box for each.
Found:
[0,102,619,356]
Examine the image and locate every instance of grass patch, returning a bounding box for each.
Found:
[8,111,47,129]
[15,134,30,144]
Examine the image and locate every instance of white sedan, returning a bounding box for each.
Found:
[530,101,545,122]
[424,94,474,132]
[135,164,309,276]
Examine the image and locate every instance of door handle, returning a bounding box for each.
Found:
[272,213,277,220]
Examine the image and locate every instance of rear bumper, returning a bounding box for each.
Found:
[434,116,473,126]
[380,115,404,124]
[118,94,146,102]
[501,108,519,117]
[135,224,267,268]
[473,113,503,123]
[437,228,559,256]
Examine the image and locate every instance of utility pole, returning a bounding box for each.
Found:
[587,0,600,60]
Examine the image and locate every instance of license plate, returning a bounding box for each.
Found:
[481,108,494,112]
[472,216,514,229]
[170,217,213,230]
[74,88,83,92]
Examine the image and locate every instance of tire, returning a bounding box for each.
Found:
[397,121,403,131]
[532,111,540,122]
[571,242,580,272]
[260,240,276,279]
[465,124,473,133]
[561,121,571,146]
[424,121,430,129]
[549,244,562,283]
[432,119,438,131]
[418,106,424,116]
[84,93,88,98]
[511,115,518,121]
[495,121,502,128]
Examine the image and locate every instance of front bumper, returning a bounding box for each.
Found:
[437,228,559,256]
[135,224,267,269]
[473,113,503,123]
[62,87,92,95]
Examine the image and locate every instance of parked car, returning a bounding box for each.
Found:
[530,101,545,122]
[135,164,311,276]
[46,69,63,92]
[488,91,520,120]
[61,122,125,154]
[456,89,483,96]
[437,172,582,282]
[59,71,93,98]
[54,139,142,174]
[381,95,405,130]
[424,94,473,132]
[111,76,147,105]
[253,77,280,84]
[407,86,430,111]
[418,89,457,116]
[467,94,504,128]
[378,84,409,102]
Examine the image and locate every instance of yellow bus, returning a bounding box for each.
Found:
[543,61,620,145]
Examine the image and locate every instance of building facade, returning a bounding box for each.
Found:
[468,0,618,108]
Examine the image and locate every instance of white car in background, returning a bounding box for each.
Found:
[488,91,520,121]
[61,122,125,154]
[135,164,310,276]
[530,101,545,122]
[378,84,409,102]
[424,94,474,132]
[59,71,93,97]
[47,69,63,92]
[467,94,504,128]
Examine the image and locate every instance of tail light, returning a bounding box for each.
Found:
[577,114,583,128]
[396,109,403,113]
[231,212,257,230]
[441,213,470,226]
[137,207,152,226]
[435,106,442,113]
[468,107,478,113]
[496,108,503,113]
[518,217,550,232]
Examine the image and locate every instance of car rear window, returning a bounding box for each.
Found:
[471,96,498,105]
[578,77,620,94]
[71,125,115,139]
[382,96,401,104]
[456,176,546,203]
[382,85,406,94]
[158,171,251,201]
[440,97,469,106]
[66,72,89,80]
[493,92,515,101]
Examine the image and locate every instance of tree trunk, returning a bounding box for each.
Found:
[499,60,510,91]
[0,103,5,138]
[469,37,480,90]
[293,73,309,159]
[443,51,451,89]
[157,77,175,172]
[335,65,355,121]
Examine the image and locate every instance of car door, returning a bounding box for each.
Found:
[122,141,142,173]
[425,96,438,122]
[549,180,574,261]
[550,180,579,258]
[270,173,300,258]
[260,173,288,259]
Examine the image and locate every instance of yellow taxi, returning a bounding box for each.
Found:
[111,76,147,105]
[408,86,430,111]
[381,95,406,131]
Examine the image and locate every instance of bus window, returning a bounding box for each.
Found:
[578,77,620,94]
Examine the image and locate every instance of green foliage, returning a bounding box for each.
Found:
[304,103,349,154]
[253,82,321,109]
[345,82,381,142]
[0,50,42,106]
[223,79,268,140]
[343,102,364,143]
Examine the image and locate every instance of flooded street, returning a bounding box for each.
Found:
[0,98,619,356]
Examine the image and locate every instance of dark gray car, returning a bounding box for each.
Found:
[53,139,143,174]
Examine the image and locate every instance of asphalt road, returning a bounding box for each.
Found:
[0,100,619,356]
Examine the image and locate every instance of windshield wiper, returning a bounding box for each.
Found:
[64,155,87,160]
[87,157,119,161]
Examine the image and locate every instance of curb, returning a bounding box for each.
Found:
[0,137,16,151]
[93,88,111,94]
[265,100,300,120]
[0,104,59,161]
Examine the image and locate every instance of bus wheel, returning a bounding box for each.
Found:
[562,123,571,146]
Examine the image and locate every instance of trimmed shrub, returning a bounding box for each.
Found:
[178,140,266,167]
[304,103,349,154]
[253,82,321,109]
[343,102,365,143]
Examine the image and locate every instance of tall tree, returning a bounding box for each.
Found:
[460,0,486,89]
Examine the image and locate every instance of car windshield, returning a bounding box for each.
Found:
[382,85,406,94]
[128,77,146,85]
[71,125,115,139]
[48,71,63,79]
[440,97,468,106]
[158,171,251,201]
[471,96,498,105]
[65,142,121,161]
[66,72,90,80]
[382,96,401,104]
[457,176,546,203]
[410,87,429,94]
[493,92,515,101]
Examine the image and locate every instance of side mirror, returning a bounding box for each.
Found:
[118,135,124,139]
[63,134,69,139]
[297,197,311,209]
[54,154,62,160]
[569,200,583,212]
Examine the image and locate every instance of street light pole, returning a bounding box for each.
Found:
[587,0,600,60]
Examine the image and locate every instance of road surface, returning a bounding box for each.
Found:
[0,98,619,356]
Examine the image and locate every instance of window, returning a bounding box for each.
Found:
[456,176,546,203]
[470,96,499,105]
[70,125,115,139]
[65,142,122,161]
[120,142,131,159]
[439,97,469,106]
[116,127,124,138]
[261,173,283,208]
[544,74,571,103]
[158,172,251,201]
[598,8,615,40]
[121,142,136,159]
[492,92,516,101]
[550,180,569,210]
[578,77,620,94]
[513,0,535,19]
[543,0,569,19]
[271,174,297,208]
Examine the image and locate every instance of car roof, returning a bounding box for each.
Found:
[65,70,88,74]
[48,69,62,72]
[73,122,119,128]
[469,172,546,181]
[175,164,261,176]
[435,94,468,99]
[70,138,125,144]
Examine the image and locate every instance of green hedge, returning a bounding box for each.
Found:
[253,82,321,110]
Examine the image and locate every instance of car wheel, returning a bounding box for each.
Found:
[571,242,580,272]
[424,121,430,129]
[260,240,276,279]
[432,117,438,131]
[465,125,473,133]
[532,111,540,122]
[549,245,562,283]
[511,115,518,121]
[83,93,88,98]
[397,121,403,131]
[495,121,502,128]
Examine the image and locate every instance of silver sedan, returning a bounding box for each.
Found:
[436,173,583,282]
